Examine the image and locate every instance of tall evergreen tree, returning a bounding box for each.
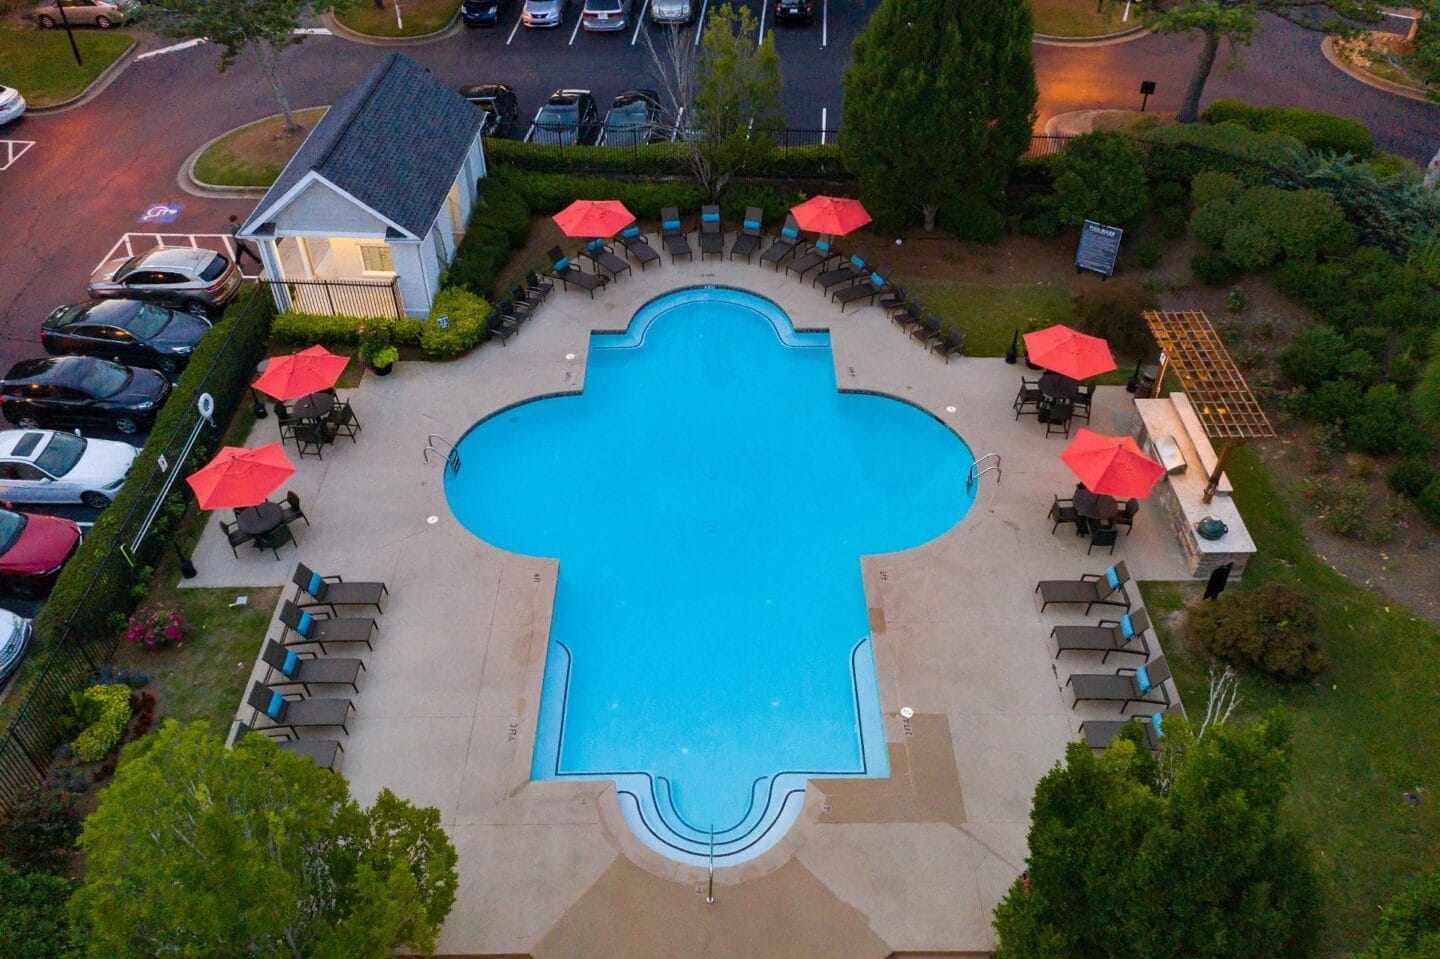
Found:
[839,0,1037,232]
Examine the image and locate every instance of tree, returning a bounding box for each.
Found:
[69,721,458,958]
[839,0,1037,232]
[1050,131,1148,227]
[1143,0,1380,125]
[1357,866,1440,958]
[0,861,73,959]
[140,0,361,135]
[993,712,1324,959]
[642,4,784,200]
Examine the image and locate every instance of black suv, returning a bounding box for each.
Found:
[0,356,170,435]
[527,89,599,146]
[600,89,665,147]
[460,83,522,137]
[773,0,815,23]
[41,298,211,374]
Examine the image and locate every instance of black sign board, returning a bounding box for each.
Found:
[1075,220,1123,278]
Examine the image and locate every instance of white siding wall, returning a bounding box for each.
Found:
[390,240,439,317]
[271,180,393,236]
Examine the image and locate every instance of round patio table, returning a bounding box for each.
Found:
[1039,372,1083,402]
[289,391,335,421]
[235,501,284,536]
[1073,487,1118,522]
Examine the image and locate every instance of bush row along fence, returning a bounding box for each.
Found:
[0,287,273,814]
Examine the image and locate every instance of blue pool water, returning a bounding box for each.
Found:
[445,288,976,864]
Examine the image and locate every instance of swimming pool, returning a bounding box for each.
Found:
[445,287,977,865]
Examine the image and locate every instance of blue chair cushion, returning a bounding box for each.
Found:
[622,225,640,238]
[296,611,313,636]
[870,272,885,287]
[307,571,323,596]
[701,212,720,223]
[1151,713,1165,738]
[281,650,298,677]
[587,239,603,252]
[782,225,798,239]
[266,691,284,720]
[850,254,865,270]
[1120,615,1134,640]
[743,218,761,231]
[1135,666,1151,693]
[554,256,570,272]
[1105,566,1120,591]
[663,219,680,231]
[816,239,830,252]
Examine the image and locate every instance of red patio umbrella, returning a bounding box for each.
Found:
[1022,324,1117,380]
[1060,428,1166,500]
[552,199,636,238]
[186,443,296,511]
[252,346,350,402]
[790,195,872,236]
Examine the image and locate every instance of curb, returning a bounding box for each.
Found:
[321,9,462,46]
[178,109,328,199]
[25,37,138,114]
[1033,25,1148,47]
[1320,35,1434,104]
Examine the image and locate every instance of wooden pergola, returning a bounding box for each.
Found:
[1142,310,1275,503]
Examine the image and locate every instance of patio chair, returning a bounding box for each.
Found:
[255,523,295,560]
[1088,525,1119,555]
[699,204,725,259]
[247,680,355,735]
[759,214,802,269]
[234,721,344,771]
[280,490,308,529]
[833,265,894,312]
[546,247,608,298]
[1073,382,1096,423]
[617,225,661,270]
[908,312,944,348]
[582,238,632,280]
[815,252,868,292]
[1051,608,1152,663]
[891,299,924,331]
[1013,377,1044,420]
[274,401,302,444]
[1035,560,1132,614]
[1045,402,1075,438]
[486,308,519,346]
[261,639,365,696]
[931,326,966,363]
[291,562,389,613]
[511,283,544,317]
[1080,707,1178,753]
[324,400,360,443]
[729,207,765,261]
[278,600,376,653]
[1049,494,1081,535]
[1113,498,1140,535]
[293,420,336,460]
[878,284,910,315]
[220,518,254,558]
[786,235,838,280]
[660,208,693,263]
[525,269,554,302]
[1067,656,1173,714]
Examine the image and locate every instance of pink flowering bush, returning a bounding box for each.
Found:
[123,605,187,650]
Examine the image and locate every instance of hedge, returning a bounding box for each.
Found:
[31,288,273,656]
[272,311,424,347]
[443,175,532,301]
[1140,124,1305,186]
[483,137,845,180]
[421,287,491,358]
[492,166,706,221]
[69,685,132,762]
[1201,99,1373,158]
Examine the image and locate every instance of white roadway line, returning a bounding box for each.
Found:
[1384,10,1417,19]
[1122,1,1131,21]
[693,0,708,46]
[820,107,826,144]
[0,140,36,172]
[135,38,207,61]
[756,0,767,47]
[631,0,648,43]
[293,27,331,34]
[569,8,584,44]
[820,0,827,47]
[507,13,523,42]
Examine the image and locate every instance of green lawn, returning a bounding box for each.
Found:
[0,28,133,108]
[1141,447,1440,955]
[1029,0,1130,37]
[192,107,328,188]
[906,279,1076,358]
[333,0,457,37]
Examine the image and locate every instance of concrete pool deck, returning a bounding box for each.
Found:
[201,249,1194,957]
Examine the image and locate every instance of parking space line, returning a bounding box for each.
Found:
[820,108,826,144]
[135,38,207,61]
[821,0,827,46]
[757,0,767,46]
[0,140,35,172]
[694,0,708,46]
[569,9,584,43]
[632,0,648,43]
[96,233,262,280]
[507,14,523,42]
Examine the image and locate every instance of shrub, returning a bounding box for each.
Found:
[936,195,1005,243]
[1266,189,1354,261]
[1387,351,1421,389]
[0,782,81,875]
[271,311,424,347]
[122,604,187,651]
[442,174,534,300]
[720,184,807,228]
[1141,123,1304,186]
[1188,196,1238,247]
[420,287,492,358]
[0,860,74,959]
[1222,219,1282,272]
[1346,384,1409,455]
[1307,377,1364,426]
[1414,336,1440,430]
[1071,283,1159,358]
[1191,250,1241,286]
[1017,195,1062,237]
[1186,580,1326,680]
[1193,184,1351,272]
[69,685,133,763]
[1417,479,1440,526]
[1201,99,1373,157]
[1050,132,1147,227]
[1155,203,1187,239]
[494,166,706,221]
[1188,171,1245,207]
[1387,459,1436,498]
[1135,239,1162,269]
[1279,326,1348,388]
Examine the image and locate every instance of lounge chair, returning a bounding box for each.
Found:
[729,207,764,261]
[247,681,355,735]
[660,208,692,262]
[1080,706,1179,753]
[582,238,632,280]
[834,265,894,311]
[546,247,608,298]
[815,251,868,292]
[1035,561,1132,614]
[235,721,344,771]
[699,204,725,259]
[786,235,838,280]
[759,214,802,269]
[618,225,661,270]
[261,639,365,695]
[931,326,966,363]
[1051,608,1151,663]
[291,562,388,613]
[278,600,376,653]
[1067,656,1173,714]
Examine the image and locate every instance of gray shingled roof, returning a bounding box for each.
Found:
[243,53,482,239]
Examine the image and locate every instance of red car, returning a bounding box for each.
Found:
[0,507,81,596]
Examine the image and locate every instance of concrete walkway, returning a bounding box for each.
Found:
[199,247,1192,957]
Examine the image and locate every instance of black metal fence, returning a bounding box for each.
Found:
[0,290,270,812]
[262,277,404,320]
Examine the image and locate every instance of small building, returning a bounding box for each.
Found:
[240,52,486,320]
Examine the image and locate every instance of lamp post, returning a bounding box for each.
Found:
[56,0,83,67]
[1004,330,1019,365]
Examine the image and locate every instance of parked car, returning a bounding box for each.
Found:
[526,89,598,146]
[0,507,82,597]
[459,83,521,136]
[600,89,663,147]
[0,429,136,508]
[42,298,211,375]
[461,0,511,26]
[0,611,32,685]
[88,247,242,317]
[773,0,815,23]
[648,0,693,25]
[33,0,136,28]
[0,86,24,127]
[0,356,170,435]
[581,0,630,31]
[521,0,568,28]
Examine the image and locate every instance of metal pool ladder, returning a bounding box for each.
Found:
[422,434,461,476]
[967,453,1002,492]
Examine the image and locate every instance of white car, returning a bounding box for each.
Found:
[0,86,24,127]
[0,429,137,508]
[0,611,31,684]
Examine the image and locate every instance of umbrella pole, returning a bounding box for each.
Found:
[1203,440,1234,504]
